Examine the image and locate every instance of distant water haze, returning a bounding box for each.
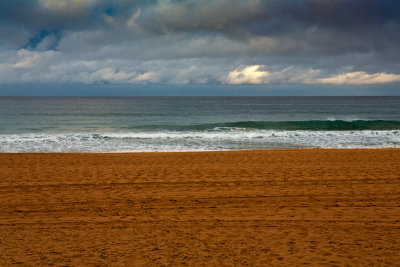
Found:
[0,96,399,152]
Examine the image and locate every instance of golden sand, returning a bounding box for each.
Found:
[0,149,400,265]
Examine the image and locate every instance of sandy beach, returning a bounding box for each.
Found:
[0,149,399,266]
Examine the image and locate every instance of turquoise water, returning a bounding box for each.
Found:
[1,96,399,152]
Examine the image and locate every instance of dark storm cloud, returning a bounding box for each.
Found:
[1,1,398,33]
[0,0,400,87]
[1,0,400,53]
[140,0,400,37]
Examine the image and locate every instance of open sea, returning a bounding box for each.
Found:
[0,96,399,152]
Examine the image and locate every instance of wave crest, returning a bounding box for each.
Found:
[200,120,400,131]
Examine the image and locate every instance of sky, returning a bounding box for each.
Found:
[0,0,400,96]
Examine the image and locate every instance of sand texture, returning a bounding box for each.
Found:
[0,149,400,266]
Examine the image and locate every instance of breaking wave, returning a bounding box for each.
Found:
[151,120,400,131]
[1,128,399,152]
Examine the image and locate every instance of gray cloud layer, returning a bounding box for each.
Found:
[1,0,400,88]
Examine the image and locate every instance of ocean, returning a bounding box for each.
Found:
[0,96,399,152]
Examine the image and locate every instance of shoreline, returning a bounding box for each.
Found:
[1,149,399,265]
[1,147,400,155]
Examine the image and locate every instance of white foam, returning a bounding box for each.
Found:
[326,116,362,122]
[0,130,399,152]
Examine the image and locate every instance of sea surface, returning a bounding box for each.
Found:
[0,96,399,152]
